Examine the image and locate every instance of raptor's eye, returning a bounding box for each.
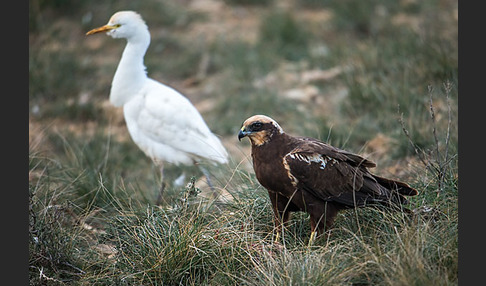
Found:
[251,122,263,131]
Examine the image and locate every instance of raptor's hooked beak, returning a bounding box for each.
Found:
[238,127,250,141]
[86,24,118,36]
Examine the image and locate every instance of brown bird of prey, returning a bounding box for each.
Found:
[238,115,418,242]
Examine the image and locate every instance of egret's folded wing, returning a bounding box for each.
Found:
[135,81,228,164]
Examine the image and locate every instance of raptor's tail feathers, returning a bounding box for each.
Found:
[374,175,419,196]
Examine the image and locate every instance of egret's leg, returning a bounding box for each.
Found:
[156,164,166,205]
[197,164,218,199]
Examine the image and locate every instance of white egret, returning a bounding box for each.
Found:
[86,11,228,203]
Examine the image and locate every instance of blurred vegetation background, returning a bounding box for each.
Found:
[29,0,457,284]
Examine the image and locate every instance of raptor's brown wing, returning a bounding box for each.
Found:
[284,138,384,207]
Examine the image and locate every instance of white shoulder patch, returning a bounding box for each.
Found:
[287,152,338,170]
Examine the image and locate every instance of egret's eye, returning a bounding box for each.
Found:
[251,122,263,131]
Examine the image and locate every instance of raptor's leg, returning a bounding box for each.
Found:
[309,202,341,244]
[268,191,293,242]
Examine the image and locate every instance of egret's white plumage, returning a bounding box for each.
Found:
[86,11,228,200]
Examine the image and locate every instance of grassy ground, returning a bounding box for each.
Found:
[29,0,457,284]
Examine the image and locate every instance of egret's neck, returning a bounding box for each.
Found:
[110,31,150,106]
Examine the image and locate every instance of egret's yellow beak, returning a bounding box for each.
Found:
[86,24,118,36]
